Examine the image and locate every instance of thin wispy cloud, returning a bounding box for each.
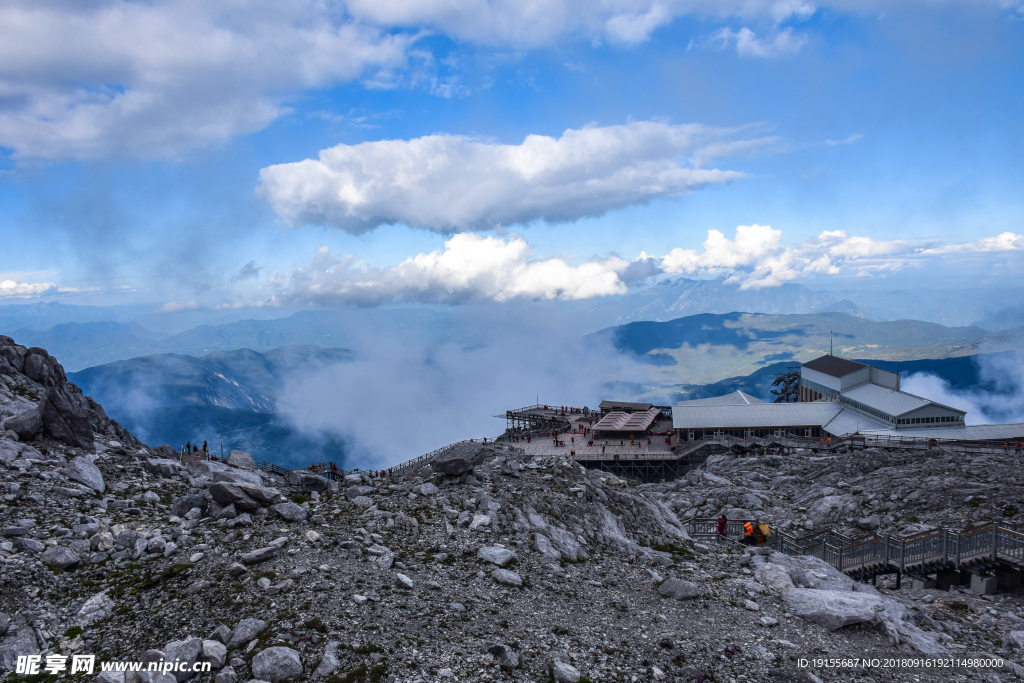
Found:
[826,134,864,146]
[231,261,263,282]
[706,27,809,58]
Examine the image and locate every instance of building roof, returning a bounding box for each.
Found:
[822,408,891,437]
[599,400,653,412]
[672,402,841,430]
[802,355,867,378]
[841,383,964,417]
[861,424,1024,441]
[675,390,766,407]
[593,407,661,433]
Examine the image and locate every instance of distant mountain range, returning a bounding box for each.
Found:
[591,310,1004,385]
[584,278,1024,328]
[8,308,451,371]
[5,279,1024,372]
[68,345,353,467]
[593,279,840,324]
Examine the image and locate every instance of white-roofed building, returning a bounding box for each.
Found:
[672,353,971,441]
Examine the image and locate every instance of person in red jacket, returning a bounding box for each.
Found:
[717,514,728,542]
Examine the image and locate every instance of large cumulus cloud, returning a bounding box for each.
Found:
[256,121,777,233]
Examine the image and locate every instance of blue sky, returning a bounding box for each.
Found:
[1,0,1022,311]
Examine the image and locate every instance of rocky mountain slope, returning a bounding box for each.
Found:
[1,337,1023,682]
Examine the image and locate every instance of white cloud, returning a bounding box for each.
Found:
[157,300,200,313]
[826,133,864,146]
[1,0,1012,159]
[262,227,1024,307]
[0,280,57,298]
[278,233,633,306]
[344,0,823,47]
[926,231,1024,254]
[661,225,932,289]
[708,26,808,58]
[0,0,411,160]
[257,121,777,233]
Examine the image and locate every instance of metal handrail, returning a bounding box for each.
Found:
[703,517,1024,579]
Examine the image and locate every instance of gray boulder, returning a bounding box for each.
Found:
[163,637,202,682]
[152,445,178,459]
[658,578,700,600]
[76,589,115,626]
[492,569,522,587]
[431,441,489,475]
[251,646,303,682]
[235,482,285,506]
[4,407,41,442]
[64,456,105,492]
[213,667,237,683]
[858,515,881,531]
[41,545,81,570]
[0,613,8,637]
[209,624,232,645]
[184,459,228,478]
[211,469,264,486]
[241,547,277,564]
[754,563,795,593]
[552,660,581,683]
[15,537,45,553]
[0,624,39,671]
[297,473,328,493]
[226,450,256,469]
[346,485,374,500]
[535,533,562,562]
[208,483,261,512]
[227,618,268,648]
[483,642,519,671]
[478,546,516,567]
[313,641,341,677]
[412,482,439,496]
[199,639,227,668]
[144,458,182,478]
[171,493,210,519]
[271,502,308,523]
[784,588,885,631]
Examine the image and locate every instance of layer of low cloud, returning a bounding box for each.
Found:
[257,121,777,233]
[277,318,647,466]
[902,350,1024,426]
[0,280,57,298]
[661,225,1024,290]
[280,234,632,306]
[256,226,1024,306]
[926,232,1024,254]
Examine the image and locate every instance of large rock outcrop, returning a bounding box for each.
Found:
[0,337,137,450]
